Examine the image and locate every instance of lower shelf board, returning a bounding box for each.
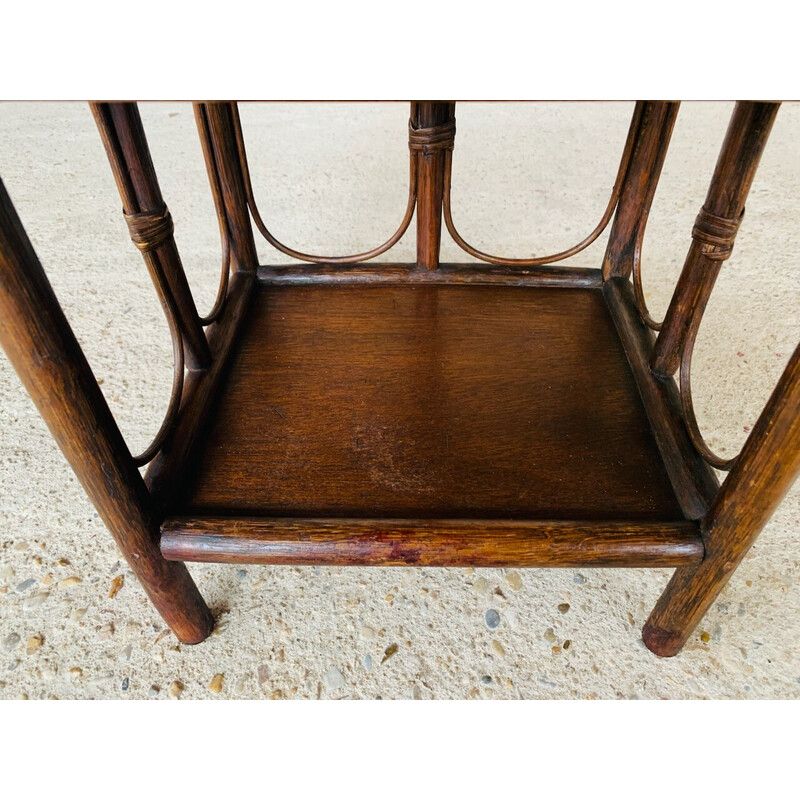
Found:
[160,517,704,568]
[173,282,687,522]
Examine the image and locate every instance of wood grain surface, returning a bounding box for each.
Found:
[0,178,214,644]
[256,263,602,288]
[145,271,255,510]
[602,101,680,283]
[175,283,683,521]
[651,102,780,377]
[603,277,719,519]
[644,341,800,656]
[412,102,454,269]
[161,517,703,567]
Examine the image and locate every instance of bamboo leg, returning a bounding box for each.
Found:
[411,101,455,270]
[650,102,779,377]
[643,342,800,656]
[0,178,214,644]
[602,101,680,281]
[90,102,211,370]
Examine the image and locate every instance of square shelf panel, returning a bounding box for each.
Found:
[173,282,683,522]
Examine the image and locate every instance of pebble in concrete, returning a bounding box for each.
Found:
[324,668,345,690]
[485,609,500,629]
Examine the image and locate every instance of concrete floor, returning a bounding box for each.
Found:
[0,102,798,699]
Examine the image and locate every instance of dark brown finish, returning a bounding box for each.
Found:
[602,102,680,295]
[411,102,454,269]
[651,102,781,471]
[1,100,797,658]
[643,341,800,656]
[651,102,780,377]
[229,102,418,264]
[145,271,255,510]
[0,178,213,644]
[256,263,602,288]
[198,102,259,273]
[176,283,682,521]
[442,101,643,267]
[90,103,211,370]
[192,102,233,325]
[161,517,703,567]
[603,277,719,519]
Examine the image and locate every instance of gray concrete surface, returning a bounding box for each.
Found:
[0,102,798,699]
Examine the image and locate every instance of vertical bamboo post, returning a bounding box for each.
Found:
[411,101,455,270]
[602,101,680,281]
[90,102,211,370]
[650,102,780,377]
[0,178,214,643]
[198,102,259,274]
[643,342,800,656]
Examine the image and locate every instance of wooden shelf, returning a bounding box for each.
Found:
[157,275,706,566]
[4,100,793,654]
[177,280,681,518]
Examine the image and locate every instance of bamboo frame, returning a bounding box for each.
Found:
[196,102,260,274]
[443,101,643,268]
[161,518,704,568]
[644,341,800,656]
[0,177,213,644]
[228,102,418,265]
[651,103,780,377]
[412,101,454,269]
[91,103,211,370]
[0,100,797,656]
[602,101,680,331]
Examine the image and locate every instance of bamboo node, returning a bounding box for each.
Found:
[692,206,744,261]
[124,205,174,253]
[408,118,456,155]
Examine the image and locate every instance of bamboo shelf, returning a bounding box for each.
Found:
[1,101,798,657]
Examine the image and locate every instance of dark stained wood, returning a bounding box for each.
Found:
[602,101,680,282]
[643,341,800,656]
[603,277,719,519]
[161,517,704,567]
[145,271,255,510]
[175,283,683,521]
[2,99,797,658]
[650,102,780,377]
[443,101,643,268]
[198,102,259,273]
[411,102,454,269]
[0,178,214,644]
[228,102,418,265]
[90,103,211,370]
[257,263,602,288]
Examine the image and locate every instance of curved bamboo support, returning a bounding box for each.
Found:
[632,236,664,330]
[646,102,780,473]
[91,102,212,467]
[129,270,186,467]
[198,235,231,327]
[193,102,232,325]
[603,101,680,299]
[231,103,418,265]
[607,101,680,330]
[442,102,644,267]
[196,103,259,274]
[678,315,738,471]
